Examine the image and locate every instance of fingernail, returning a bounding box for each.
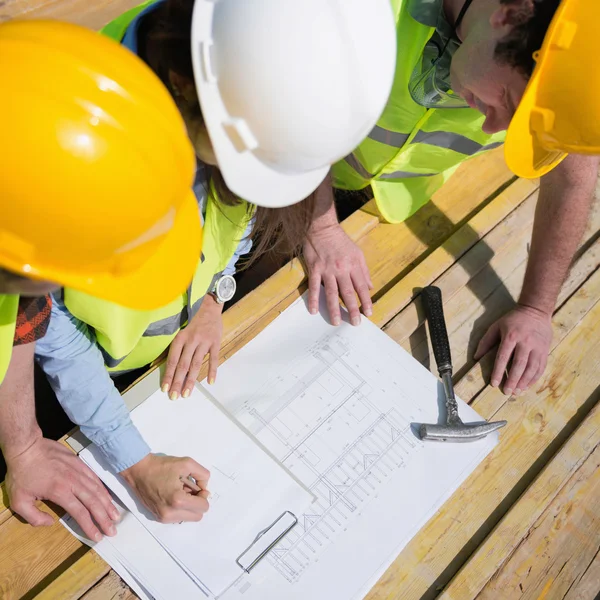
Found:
[351,317,360,326]
[505,388,513,396]
[208,377,215,385]
[182,389,191,398]
[170,391,179,401]
[333,317,341,326]
[108,525,117,536]
[364,308,373,317]
[309,307,317,315]
[110,508,120,521]
[514,388,522,396]
[94,532,103,542]
[161,383,169,394]
[491,380,499,388]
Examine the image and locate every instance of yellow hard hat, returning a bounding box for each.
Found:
[505,0,600,178]
[0,20,201,310]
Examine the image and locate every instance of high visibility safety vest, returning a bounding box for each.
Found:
[0,295,19,384]
[331,0,506,224]
[62,7,252,374]
[65,194,250,373]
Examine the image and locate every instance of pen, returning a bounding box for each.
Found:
[180,475,203,494]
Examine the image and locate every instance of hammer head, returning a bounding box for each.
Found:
[419,420,507,442]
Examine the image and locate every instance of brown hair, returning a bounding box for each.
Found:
[140,0,315,264]
[494,0,561,78]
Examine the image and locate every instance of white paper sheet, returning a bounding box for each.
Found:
[79,387,313,597]
[61,511,156,600]
[200,294,499,600]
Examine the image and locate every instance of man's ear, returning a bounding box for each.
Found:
[490,0,534,30]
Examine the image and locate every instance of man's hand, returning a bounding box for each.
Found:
[5,435,119,541]
[475,305,553,396]
[304,224,373,326]
[121,454,210,523]
[476,155,598,397]
[302,174,373,326]
[161,295,224,400]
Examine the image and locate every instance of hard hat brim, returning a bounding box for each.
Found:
[14,190,202,310]
[505,74,567,179]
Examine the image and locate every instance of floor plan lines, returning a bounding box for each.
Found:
[224,329,427,584]
[266,408,419,583]
[210,296,498,600]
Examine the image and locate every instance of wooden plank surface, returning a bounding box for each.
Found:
[442,377,600,599]
[370,178,538,327]
[1,0,144,28]
[478,439,600,599]
[0,502,85,599]
[33,551,110,600]
[365,294,600,599]
[80,571,137,600]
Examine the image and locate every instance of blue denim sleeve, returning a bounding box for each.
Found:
[222,216,255,276]
[35,295,150,472]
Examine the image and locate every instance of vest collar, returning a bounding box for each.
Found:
[121,0,164,52]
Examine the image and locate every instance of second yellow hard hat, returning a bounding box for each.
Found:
[505,0,600,178]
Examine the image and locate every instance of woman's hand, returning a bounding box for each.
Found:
[121,454,210,523]
[161,295,223,400]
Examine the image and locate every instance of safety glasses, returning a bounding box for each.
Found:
[408,0,475,109]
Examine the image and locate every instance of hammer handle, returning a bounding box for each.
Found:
[422,286,453,375]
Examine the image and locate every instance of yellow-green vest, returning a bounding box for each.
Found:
[0,295,19,384]
[64,196,251,373]
[61,8,252,373]
[331,0,506,224]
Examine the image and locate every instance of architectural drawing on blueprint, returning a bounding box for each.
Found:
[228,329,424,583]
[209,296,497,600]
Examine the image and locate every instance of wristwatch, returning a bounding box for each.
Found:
[208,274,236,304]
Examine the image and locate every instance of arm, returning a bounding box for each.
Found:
[476,154,599,394]
[222,216,254,276]
[303,174,373,325]
[519,155,598,314]
[36,297,210,523]
[162,217,255,400]
[0,343,39,457]
[2,341,119,541]
[35,297,151,473]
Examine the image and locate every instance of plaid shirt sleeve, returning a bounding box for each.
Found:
[13,295,52,346]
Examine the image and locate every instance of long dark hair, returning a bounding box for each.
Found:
[141,0,315,263]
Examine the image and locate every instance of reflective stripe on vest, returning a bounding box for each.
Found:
[331,0,505,224]
[65,194,251,373]
[0,295,18,384]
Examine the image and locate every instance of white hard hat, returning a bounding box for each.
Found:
[191,0,396,208]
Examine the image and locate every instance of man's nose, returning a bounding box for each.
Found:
[482,109,510,135]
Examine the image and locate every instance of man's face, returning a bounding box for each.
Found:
[0,268,58,296]
[449,1,530,134]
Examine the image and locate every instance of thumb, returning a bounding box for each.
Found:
[12,496,54,527]
[475,322,500,360]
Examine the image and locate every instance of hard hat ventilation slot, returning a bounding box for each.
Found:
[223,119,258,152]
[201,41,217,84]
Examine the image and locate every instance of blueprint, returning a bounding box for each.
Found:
[79,387,313,598]
[204,294,498,600]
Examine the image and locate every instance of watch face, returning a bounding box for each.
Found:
[217,275,236,302]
